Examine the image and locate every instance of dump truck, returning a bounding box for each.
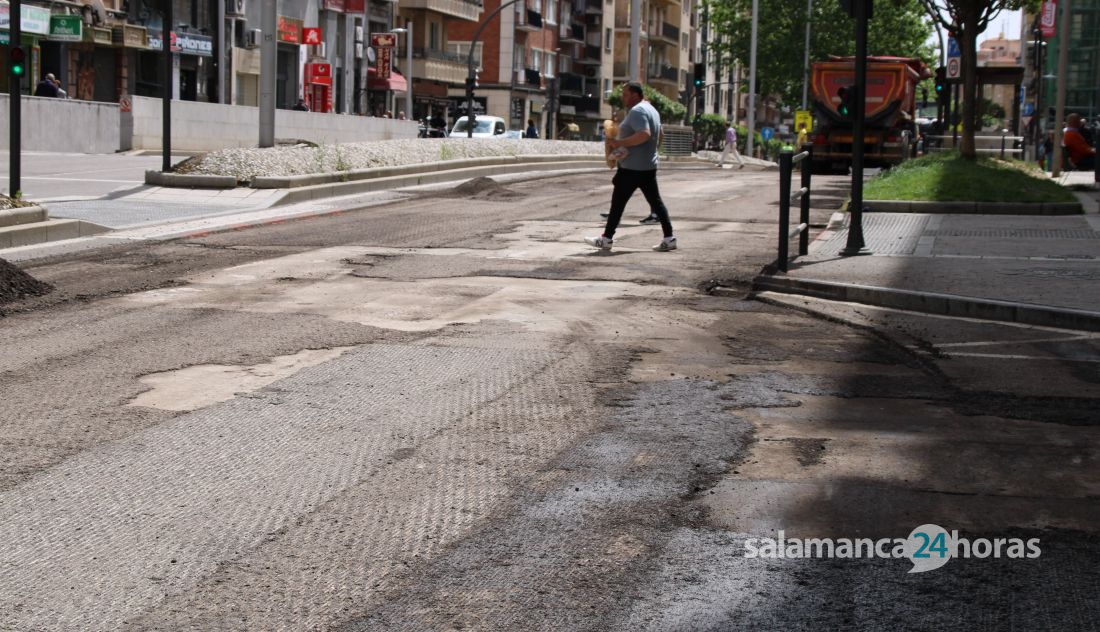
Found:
[808,56,930,173]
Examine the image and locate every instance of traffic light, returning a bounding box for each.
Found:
[934,67,946,105]
[921,87,928,109]
[9,46,26,77]
[692,62,704,89]
[836,85,858,121]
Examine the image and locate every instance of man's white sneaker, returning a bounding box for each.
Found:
[653,237,677,251]
[584,235,613,250]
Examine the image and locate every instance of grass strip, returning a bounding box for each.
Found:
[863,151,1077,204]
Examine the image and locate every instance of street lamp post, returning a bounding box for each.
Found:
[465,0,526,137]
[393,23,413,120]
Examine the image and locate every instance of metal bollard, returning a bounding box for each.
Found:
[800,147,812,256]
[778,150,792,272]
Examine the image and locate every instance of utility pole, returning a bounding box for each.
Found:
[840,0,870,257]
[467,0,525,137]
[1052,0,1071,176]
[259,0,276,147]
[9,0,22,194]
[629,0,641,81]
[217,0,226,104]
[746,0,759,157]
[162,0,172,172]
[801,0,812,110]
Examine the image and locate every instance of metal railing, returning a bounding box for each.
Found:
[924,134,1024,159]
[776,147,813,272]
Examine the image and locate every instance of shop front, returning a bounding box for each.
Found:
[0,1,51,93]
[304,62,332,113]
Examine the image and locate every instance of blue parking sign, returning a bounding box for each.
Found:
[761,127,774,142]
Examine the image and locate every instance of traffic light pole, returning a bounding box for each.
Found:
[840,0,870,256]
[9,0,22,196]
[465,0,524,138]
[162,0,173,171]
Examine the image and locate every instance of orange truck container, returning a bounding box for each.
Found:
[809,56,930,173]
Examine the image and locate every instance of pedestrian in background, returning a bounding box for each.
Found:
[525,119,539,139]
[1062,113,1096,170]
[34,73,60,98]
[585,82,677,252]
[718,122,744,169]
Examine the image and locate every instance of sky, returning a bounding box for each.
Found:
[980,8,1023,42]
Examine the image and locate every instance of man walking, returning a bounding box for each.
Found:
[1063,113,1096,170]
[718,122,744,168]
[34,73,61,98]
[585,82,676,252]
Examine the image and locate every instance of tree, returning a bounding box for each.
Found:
[705,0,936,106]
[918,0,1039,159]
[606,84,688,123]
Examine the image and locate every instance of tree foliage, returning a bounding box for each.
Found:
[607,83,688,123]
[705,0,937,105]
[918,0,1039,159]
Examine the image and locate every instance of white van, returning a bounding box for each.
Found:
[449,116,508,138]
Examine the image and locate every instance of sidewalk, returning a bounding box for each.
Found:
[755,186,1100,330]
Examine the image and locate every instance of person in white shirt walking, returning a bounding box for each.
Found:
[718,122,745,169]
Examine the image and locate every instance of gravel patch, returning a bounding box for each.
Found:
[176,138,604,182]
[0,258,52,304]
[0,194,34,211]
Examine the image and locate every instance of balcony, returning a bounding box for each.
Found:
[559,22,584,44]
[559,72,584,95]
[660,22,679,43]
[397,0,481,21]
[524,68,542,86]
[560,95,603,118]
[647,64,679,86]
[578,44,602,65]
[412,48,469,84]
[517,9,543,31]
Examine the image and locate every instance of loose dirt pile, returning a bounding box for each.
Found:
[0,194,33,211]
[0,258,53,304]
[445,177,525,200]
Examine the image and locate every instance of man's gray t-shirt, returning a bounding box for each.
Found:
[618,100,661,171]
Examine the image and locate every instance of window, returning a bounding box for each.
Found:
[603,78,610,94]
[449,42,484,67]
[532,0,542,14]
[532,48,541,72]
[547,0,558,24]
[605,28,611,51]
[430,22,440,50]
[544,51,555,76]
[559,54,572,73]
[515,44,527,69]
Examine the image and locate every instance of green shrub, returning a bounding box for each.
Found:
[606,84,687,123]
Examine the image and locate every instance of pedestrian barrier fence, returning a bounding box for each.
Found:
[776,147,812,272]
[661,125,693,156]
[924,134,1024,159]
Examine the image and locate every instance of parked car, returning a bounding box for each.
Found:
[449,116,508,138]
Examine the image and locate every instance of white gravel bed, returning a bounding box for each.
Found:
[178,138,604,182]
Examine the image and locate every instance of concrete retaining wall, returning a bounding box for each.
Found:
[0,94,120,154]
[130,96,419,151]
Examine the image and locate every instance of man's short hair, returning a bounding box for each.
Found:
[45,73,56,81]
[1068,113,1082,126]
[624,82,644,98]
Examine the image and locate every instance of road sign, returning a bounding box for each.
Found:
[946,57,960,80]
[1040,1,1057,38]
[377,46,392,79]
[760,127,774,142]
[303,27,322,46]
[119,95,132,113]
[371,33,396,48]
[1023,102,1035,116]
[794,110,813,133]
[947,36,960,59]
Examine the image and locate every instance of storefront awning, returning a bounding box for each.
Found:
[367,67,407,92]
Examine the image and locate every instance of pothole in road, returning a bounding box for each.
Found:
[127,347,354,411]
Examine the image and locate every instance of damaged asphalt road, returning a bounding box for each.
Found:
[1,170,1098,630]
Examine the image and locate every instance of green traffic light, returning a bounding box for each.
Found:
[11,63,24,76]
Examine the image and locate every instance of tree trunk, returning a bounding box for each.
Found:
[959,3,981,160]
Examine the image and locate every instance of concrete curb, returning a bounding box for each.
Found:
[271,160,609,207]
[144,171,239,188]
[743,274,1100,332]
[0,218,110,249]
[0,205,48,228]
[865,199,1083,215]
[251,154,604,189]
